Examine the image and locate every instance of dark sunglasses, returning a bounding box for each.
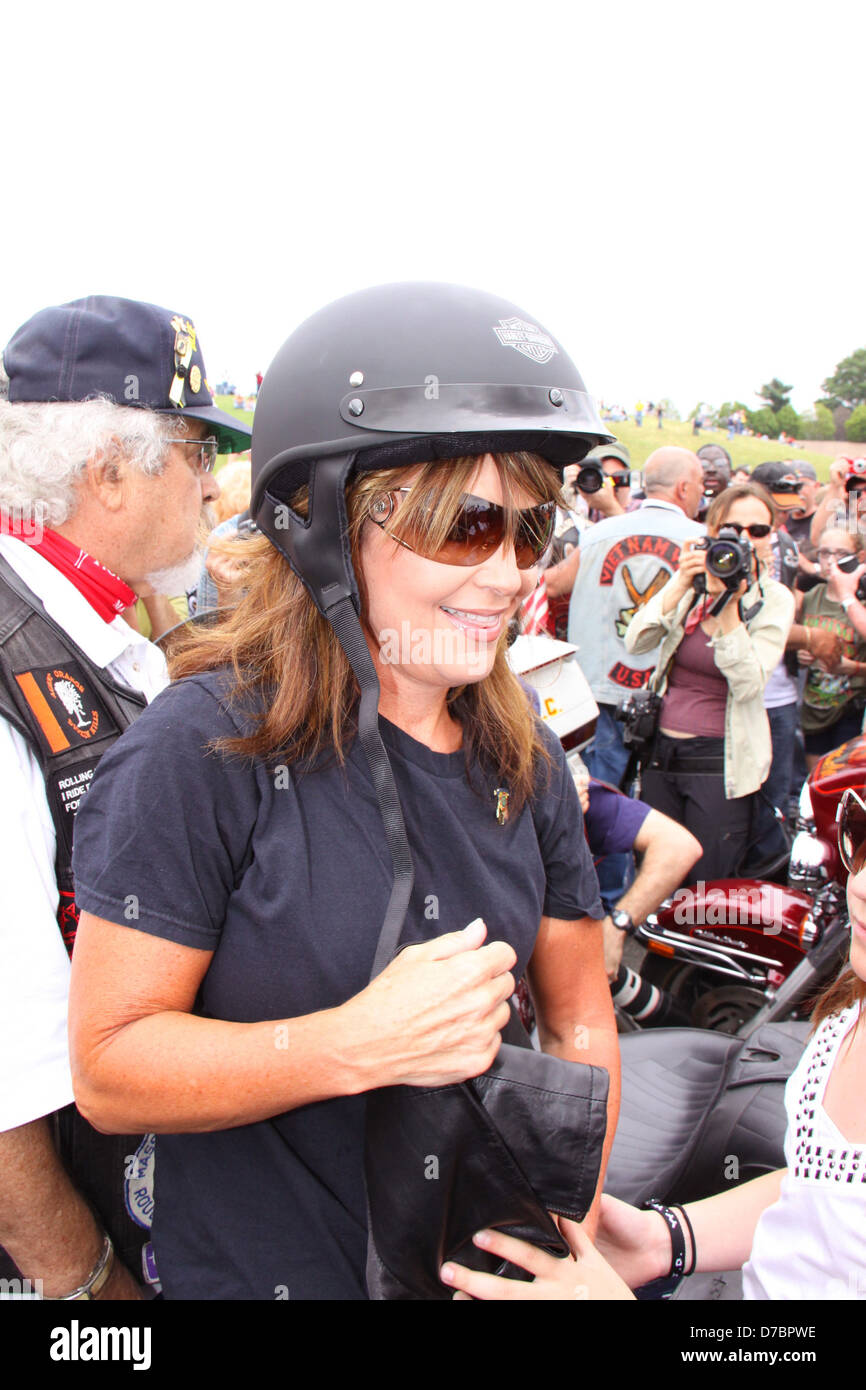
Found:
[722,521,772,539]
[837,787,866,875]
[368,487,556,569]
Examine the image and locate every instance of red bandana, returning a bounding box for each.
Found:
[1,518,136,622]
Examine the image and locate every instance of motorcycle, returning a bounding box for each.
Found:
[511,630,856,1038]
[632,737,863,1036]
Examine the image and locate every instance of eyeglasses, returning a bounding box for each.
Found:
[368,487,556,569]
[166,436,219,473]
[817,548,856,563]
[721,521,772,539]
[836,787,866,875]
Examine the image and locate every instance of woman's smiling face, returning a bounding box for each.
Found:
[359,454,540,699]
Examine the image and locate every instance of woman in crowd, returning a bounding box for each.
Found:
[67,283,617,1300]
[442,783,866,1301]
[790,527,866,770]
[622,483,794,882]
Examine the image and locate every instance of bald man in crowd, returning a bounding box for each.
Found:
[558,447,704,902]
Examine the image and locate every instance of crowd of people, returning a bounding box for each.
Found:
[0,287,863,1306]
[538,439,866,889]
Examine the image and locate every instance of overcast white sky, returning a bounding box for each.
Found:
[3,0,864,416]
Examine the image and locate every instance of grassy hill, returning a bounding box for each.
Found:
[216,394,254,431]
[606,419,835,480]
[215,395,838,482]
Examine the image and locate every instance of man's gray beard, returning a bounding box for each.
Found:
[142,504,216,598]
[143,548,203,599]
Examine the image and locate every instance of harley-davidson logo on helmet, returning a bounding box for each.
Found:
[492,317,559,365]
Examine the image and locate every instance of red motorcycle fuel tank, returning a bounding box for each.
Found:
[806,733,866,882]
[651,878,813,978]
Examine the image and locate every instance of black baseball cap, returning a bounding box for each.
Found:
[3,296,251,454]
[751,461,801,490]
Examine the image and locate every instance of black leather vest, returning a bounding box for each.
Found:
[0,553,146,950]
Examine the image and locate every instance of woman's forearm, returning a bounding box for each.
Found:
[685,1169,786,1273]
[72,1005,368,1134]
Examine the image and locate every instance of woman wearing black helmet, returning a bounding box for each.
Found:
[67,283,617,1300]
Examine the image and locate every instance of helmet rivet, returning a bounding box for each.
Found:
[349,370,364,387]
[348,398,365,417]
[549,388,564,406]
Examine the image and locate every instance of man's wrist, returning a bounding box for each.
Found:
[611,908,636,936]
[43,1233,114,1300]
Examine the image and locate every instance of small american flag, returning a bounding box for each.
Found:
[519,575,551,636]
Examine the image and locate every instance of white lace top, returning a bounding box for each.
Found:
[743,1004,866,1299]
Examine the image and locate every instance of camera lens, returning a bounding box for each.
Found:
[707,542,739,576]
[576,465,603,494]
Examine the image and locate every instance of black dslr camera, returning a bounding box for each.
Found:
[836,551,866,601]
[694,526,754,593]
[576,463,631,494]
[615,688,663,759]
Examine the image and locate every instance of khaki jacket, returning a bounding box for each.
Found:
[624,577,795,799]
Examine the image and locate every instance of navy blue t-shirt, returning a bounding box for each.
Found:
[584,779,651,859]
[72,670,603,1300]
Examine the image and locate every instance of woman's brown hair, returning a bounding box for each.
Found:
[170,451,562,809]
[704,481,776,533]
[810,965,865,1031]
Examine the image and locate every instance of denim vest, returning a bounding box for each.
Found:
[567,500,704,705]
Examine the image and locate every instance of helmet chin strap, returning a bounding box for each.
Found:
[257,452,414,980]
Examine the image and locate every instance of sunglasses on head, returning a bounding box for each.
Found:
[836,787,866,876]
[368,487,556,569]
[721,521,772,539]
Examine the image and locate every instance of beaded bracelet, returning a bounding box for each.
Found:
[633,1197,696,1300]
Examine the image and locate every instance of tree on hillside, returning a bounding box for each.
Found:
[801,403,835,440]
[845,404,866,444]
[776,404,802,439]
[747,406,779,438]
[758,378,793,413]
[821,348,866,409]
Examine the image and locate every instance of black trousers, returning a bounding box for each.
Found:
[641,735,754,884]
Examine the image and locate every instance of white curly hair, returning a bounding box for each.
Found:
[0,395,192,527]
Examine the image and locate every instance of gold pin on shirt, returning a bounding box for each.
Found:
[494,788,510,825]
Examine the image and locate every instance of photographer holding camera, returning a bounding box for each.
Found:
[623,482,794,882]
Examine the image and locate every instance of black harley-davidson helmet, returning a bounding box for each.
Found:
[252,280,612,616]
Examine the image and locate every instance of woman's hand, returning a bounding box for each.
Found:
[826,556,866,604]
[338,919,517,1090]
[440,1221,635,1300]
[804,628,842,668]
[828,458,849,494]
[669,537,707,597]
[593,1194,674,1286]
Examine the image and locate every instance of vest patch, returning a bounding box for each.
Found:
[608,661,652,690]
[48,756,101,859]
[598,534,681,585]
[14,662,119,754]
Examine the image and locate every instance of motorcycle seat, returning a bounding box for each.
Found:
[605,1021,809,1208]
